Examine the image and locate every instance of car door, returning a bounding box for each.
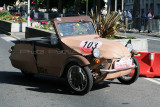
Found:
[35,40,68,77]
[10,42,38,74]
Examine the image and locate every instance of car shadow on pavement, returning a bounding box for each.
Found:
[0,71,121,95]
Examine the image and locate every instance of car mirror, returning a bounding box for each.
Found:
[50,33,58,45]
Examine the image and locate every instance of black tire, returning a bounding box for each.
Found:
[117,56,140,84]
[65,63,93,95]
[21,70,34,77]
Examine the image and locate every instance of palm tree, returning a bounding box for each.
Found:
[46,0,50,12]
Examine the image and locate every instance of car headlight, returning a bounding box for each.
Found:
[92,48,100,58]
[126,43,133,52]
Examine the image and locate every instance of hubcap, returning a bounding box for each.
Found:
[67,65,87,92]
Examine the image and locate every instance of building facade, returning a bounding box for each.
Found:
[124,0,134,12]
[104,0,160,17]
[140,0,160,17]
[124,0,160,17]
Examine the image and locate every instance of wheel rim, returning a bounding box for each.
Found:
[67,65,87,92]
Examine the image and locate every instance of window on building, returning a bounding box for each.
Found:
[150,3,154,12]
[157,4,160,15]
[146,4,148,12]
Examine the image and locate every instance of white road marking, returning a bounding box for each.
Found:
[1,36,17,42]
[144,78,160,85]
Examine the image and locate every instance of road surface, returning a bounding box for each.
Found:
[0,31,160,107]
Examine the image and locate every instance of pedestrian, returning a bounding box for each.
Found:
[146,9,154,33]
[118,9,122,15]
[101,7,107,15]
[117,9,123,26]
[135,10,141,32]
[121,10,126,26]
[124,10,132,30]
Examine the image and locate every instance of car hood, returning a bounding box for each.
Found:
[61,35,131,59]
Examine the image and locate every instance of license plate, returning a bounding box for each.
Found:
[114,57,133,70]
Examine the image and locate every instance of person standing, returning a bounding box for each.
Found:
[121,10,126,26]
[146,9,154,33]
[124,10,132,30]
[135,10,141,32]
[118,9,122,15]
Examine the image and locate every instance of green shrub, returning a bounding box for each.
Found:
[0,10,26,23]
[0,10,11,17]
[35,21,55,32]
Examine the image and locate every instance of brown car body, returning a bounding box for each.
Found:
[9,16,138,94]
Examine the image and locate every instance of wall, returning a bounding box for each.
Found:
[25,27,55,38]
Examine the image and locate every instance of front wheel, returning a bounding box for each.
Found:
[117,56,140,84]
[66,63,93,95]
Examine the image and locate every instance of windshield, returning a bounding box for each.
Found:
[57,21,96,37]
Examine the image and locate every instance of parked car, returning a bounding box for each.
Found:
[9,16,140,95]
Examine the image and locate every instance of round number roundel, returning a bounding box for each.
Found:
[80,41,102,54]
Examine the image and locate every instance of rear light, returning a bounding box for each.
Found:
[8,46,14,53]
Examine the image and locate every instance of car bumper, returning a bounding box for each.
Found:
[100,64,136,73]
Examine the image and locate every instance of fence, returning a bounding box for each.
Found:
[140,18,160,32]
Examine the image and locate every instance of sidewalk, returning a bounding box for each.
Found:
[118,29,160,38]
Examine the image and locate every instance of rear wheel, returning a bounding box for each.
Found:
[117,56,140,84]
[66,63,93,95]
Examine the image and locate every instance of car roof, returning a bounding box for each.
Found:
[53,16,93,23]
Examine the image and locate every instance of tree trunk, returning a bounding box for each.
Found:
[47,0,50,12]
[35,0,38,12]
[58,0,63,14]
[74,0,82,14]
[133,0,140,18]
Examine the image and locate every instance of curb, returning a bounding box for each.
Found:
[120,31,160,38]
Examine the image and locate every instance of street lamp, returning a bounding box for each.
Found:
[27,0,31,27]
[86,0,88,16]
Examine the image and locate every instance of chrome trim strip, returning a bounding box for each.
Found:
[100,64,136,73]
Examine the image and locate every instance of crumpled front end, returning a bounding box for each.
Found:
[61,35,135,82]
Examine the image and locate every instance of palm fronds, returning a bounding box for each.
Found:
[90,8,123,38]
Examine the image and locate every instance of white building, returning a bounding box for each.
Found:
[139,0,160,17]
[104,0,160,17]
[124,0,134,12]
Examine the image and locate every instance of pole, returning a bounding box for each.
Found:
[27,0,31,27]
[115,0,117,12]
[86,0,88,16]
[122,0,124,11]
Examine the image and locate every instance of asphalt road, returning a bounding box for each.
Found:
[0,31,160,107]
